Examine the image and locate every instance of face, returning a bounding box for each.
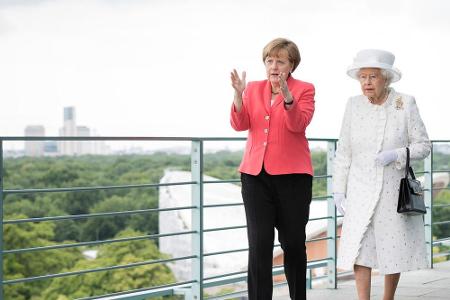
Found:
[264,49,293,85]
[358,68,387,100]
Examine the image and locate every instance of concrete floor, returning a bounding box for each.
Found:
[272,260,450,299]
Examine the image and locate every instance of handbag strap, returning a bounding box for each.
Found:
[405,147,410,177]
[405,147,416,180]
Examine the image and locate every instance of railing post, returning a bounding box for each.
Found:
[424,144,433,268]
[191,140,204,300]
[0,141,4,300]
[306,268,312,289]
[326,141,337,288]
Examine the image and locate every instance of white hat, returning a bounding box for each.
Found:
[347,49,402,82]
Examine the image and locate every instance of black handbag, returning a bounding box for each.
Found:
[397,147,426,215]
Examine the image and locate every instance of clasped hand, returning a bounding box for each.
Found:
[375,149,398,166]
[278,72,293,102]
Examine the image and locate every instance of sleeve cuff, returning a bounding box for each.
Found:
[231,102,245,114]
[332,178,347,195]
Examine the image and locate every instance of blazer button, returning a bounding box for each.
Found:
[264,128,268,134]
[265,115,270,121]
[263,142,267,146]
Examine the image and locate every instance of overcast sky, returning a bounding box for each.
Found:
[1,0,449,150]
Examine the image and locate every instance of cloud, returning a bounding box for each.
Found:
[0,0,49,8]
[0,0,449,144]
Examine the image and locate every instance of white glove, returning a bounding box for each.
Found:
[333,193,346,216]
[375,149,398,166]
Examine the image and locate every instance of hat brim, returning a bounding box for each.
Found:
[347,63,402,82]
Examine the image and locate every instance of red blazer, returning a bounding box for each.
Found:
[230,76,315,176]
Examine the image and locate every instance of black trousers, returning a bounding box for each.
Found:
[241,168,312,300]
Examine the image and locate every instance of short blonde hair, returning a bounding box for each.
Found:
[262,38,301,72]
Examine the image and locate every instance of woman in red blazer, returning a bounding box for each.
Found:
[230,38,315,300]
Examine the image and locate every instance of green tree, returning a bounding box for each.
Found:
[41,160,80,187]
[3,214,83,300]
[204,150,242,180]
[41,229,176,300]
[311,150,327,198]
[433,190,450,240]
[79,193,157,241]
[202,149,329,198]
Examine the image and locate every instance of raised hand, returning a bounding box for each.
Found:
[278,72,293,103]
[230,69,246,95]
[231,69,246,112]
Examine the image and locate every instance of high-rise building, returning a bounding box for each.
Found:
[64,106,75,123]
[76,125,91,154]
[58,106,110,156]
[24,125,45,157]
[59,106,78,155]
[90,129,111,155]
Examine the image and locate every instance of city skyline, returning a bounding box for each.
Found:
[24,106,100,137]
[23,106,111,156]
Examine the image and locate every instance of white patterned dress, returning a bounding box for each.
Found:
[333,88,431,274]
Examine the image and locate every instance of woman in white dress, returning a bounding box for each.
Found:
[333,49,431,300]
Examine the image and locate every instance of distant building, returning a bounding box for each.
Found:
[57,106,110,155]
[44,141,59,156]
[159,170,248,281]
[59,106,77,155]
[24,125,45,157]
[77,125,90,136]
[159,170,343,284]
[82,250,98,260]
[76,125,92,154]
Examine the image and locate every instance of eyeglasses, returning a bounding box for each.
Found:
[358,74,381,83]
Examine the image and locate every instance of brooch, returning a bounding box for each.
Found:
[395,97,404,110]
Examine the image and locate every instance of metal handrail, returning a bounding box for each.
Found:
[3,205,196,224]
[3,230,197,254]
[4,255,197,285]
[3,181,196,195]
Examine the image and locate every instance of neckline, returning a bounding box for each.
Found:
[367,88,393,107]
